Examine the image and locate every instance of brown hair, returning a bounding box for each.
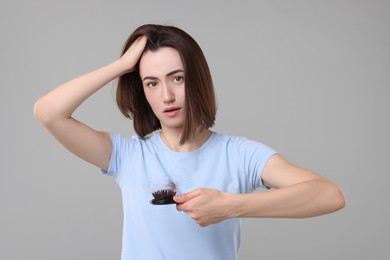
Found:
[117,24,216,144]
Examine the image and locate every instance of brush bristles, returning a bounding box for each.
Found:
[152,189,177,199]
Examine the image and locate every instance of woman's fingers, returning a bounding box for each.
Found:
[120,35,148,73]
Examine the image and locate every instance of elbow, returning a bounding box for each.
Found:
[33,99,45,123]
[325,183,346,213]
[33,98,53,125]
[335,188,346,211]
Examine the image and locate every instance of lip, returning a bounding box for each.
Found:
[163,107,181,117]
[163,107,180,113]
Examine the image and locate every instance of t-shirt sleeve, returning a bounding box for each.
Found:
[101,133,124,177]
[237,138,277,191]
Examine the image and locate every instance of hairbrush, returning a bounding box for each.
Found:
[150,189,177,205]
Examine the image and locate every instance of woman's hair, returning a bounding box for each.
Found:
[117,24,216,144]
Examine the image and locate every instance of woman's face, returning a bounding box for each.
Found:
[139,47,186,131]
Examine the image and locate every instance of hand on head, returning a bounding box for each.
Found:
[120,36,148,74]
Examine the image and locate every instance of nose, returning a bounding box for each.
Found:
[162,83,175,104]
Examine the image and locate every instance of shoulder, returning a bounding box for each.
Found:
[212,132,247,144]
[211,132,277,165]
[110,131,162,153]
[213,132,273,151]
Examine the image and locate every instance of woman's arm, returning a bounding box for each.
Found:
[34,36,147,171]
[175,154,345,227]
[232,154,345,218]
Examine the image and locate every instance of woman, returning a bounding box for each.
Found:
[34,24,345,260]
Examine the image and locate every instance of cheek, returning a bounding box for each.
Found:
[143,89,151,103]
[178,86,186,101]
[143,89,159,110]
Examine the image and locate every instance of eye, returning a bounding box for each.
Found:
[145,81,158,88]
[173,76,184,84]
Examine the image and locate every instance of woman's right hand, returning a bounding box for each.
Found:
[120,36,148,74]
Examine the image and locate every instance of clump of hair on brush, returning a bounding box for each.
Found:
[151,181,177,205]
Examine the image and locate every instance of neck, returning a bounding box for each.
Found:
[160,127,212,152]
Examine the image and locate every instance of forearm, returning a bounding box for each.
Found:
[229,180,345,219]
[34,59,127,124]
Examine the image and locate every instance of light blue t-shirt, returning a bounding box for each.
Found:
[103,131,276,260]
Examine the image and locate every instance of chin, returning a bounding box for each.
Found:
[159,118,185,130]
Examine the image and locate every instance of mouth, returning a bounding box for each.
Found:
[163,107,181,117]
[163,107,181,113]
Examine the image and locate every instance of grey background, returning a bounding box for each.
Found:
[1,0,389,259]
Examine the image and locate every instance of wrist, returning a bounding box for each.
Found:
[225,193,246,219]
[112,58,132,76]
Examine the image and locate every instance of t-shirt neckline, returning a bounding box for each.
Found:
[156,130,216,156]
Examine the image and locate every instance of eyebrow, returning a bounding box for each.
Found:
[142,69,185,81]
